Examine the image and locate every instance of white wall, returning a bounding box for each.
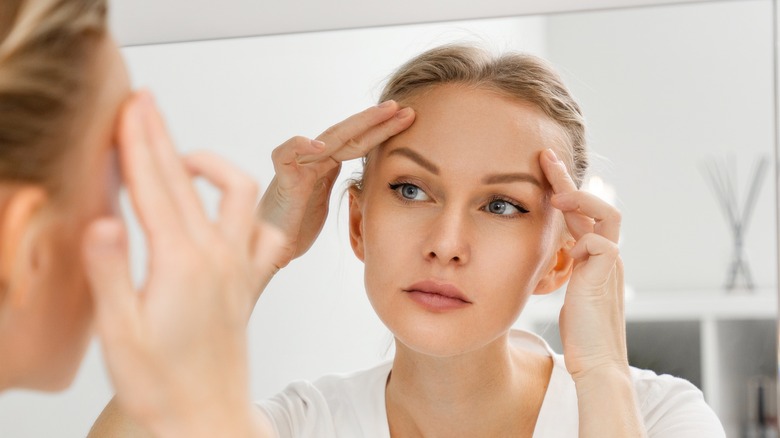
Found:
[0,17,546,436]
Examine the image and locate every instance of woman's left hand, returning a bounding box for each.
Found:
[540,148,645,437]
[539,148,628,381]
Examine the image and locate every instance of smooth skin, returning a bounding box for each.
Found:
[346,85,642,437]
[91,86,643,437]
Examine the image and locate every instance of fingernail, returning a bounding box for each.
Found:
[311,139,325,149]
[378,100,395,108]
[545,148,561,164]
[395,107,413,119]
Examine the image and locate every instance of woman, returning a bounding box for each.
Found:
[94,45,725,436]
[0,0,323,435]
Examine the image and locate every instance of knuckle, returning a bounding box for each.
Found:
[321,125,347,145]
[344,137,362,152]
[271,144,284,161]
[291,135,309,147]
[606,208,622,225]
[605,241,620,257]
[272,136,306,161]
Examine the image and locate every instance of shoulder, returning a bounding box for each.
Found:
[256,361,391,438]
[628,367,725,436]
[313,360,392,397]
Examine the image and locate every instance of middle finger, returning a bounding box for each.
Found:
[141,92,210,233]
[552,190,621,243]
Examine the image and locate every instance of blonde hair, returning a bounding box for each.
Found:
[0,0,108,193]
[354,44,588,189]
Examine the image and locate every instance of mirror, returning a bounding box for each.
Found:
[0,1,775,436]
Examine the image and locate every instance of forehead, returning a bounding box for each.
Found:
[378,84,567,176]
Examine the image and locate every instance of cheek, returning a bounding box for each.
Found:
[475,214,557,289]
[361,203,405,278]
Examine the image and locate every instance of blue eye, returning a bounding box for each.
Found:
[389,183,430,201]
[401,185,419,199]
[485,199,529,216]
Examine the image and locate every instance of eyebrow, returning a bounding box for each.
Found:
[482,172,543,188]
[387,146,543,188]
[387,147,440,175]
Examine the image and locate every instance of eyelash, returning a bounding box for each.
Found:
[387,181,531,217]
[484,195,530,216]
[388,180,425,205]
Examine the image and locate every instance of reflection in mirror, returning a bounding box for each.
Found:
[0,1,775,436]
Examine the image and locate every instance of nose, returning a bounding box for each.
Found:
[423,208,471,266]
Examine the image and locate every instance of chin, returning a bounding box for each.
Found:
[382,313,498,358]
[368,289,521,359]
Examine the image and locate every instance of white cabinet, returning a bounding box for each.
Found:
[515,288,777,437]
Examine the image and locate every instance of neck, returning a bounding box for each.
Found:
[386,332,552,438]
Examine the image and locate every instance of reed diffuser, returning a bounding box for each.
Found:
[701,155,768,292]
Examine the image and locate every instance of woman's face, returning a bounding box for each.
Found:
[350,84,570,357]
[12,36,131,390]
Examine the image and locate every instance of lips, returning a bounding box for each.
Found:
[403,280,472,304]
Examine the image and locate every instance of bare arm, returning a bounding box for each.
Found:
[574,368,645,437]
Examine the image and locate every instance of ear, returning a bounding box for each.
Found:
[533,242,574,296]
[348,190,365,262]
[0,186,48,309]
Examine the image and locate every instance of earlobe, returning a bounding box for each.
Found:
[348,191,365,262]
[0,186,48,308]
[533,243,574,296]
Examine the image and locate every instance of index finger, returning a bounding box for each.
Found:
[299,101,414,164]
[116,92,182,245]
[540,148,578,194]
[539,147,594,239]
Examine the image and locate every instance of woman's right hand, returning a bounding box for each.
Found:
[258,101,415,272]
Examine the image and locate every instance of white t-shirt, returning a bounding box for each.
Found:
[257,330,725,437]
